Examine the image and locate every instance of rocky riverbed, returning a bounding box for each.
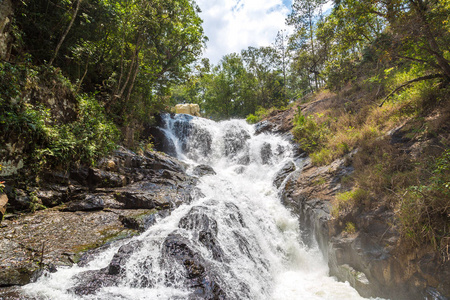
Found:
[0,147,199,296]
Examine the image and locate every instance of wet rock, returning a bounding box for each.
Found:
[120,212,158,232]
[254,120,276,135]
[114,187,169,210]
[71,269,118,296]
[223,125,250,160]
[88,168,127,188]
[0,145,197,289]
[179,206,224,261]
[108,240,143,275]
[193,165,216,177]
[62,194,105,212]
[234,166,245,174]
[163,234,227,299]
[260,143,272,165]
[273,161,295,188]
[0,239,39,286]
[171,116,212,160]
[145,126,177,157]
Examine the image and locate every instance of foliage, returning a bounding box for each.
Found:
[13,0,206,125]
[0,62,119,177]
[399,150,450,250]
[292,108,329,153]
[170,46,289,120]
[245,107,278,124]
[333,188,368,217]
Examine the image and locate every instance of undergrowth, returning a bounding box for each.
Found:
[0,62,119,179]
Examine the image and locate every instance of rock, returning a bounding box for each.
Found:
[71,269,118,296]
[175,103,201,117]
[193,165,216,177]
[36,189,64,207]
[0,239,39,286]
[273,161,295,188]
[162,234,227,299]
[0,144,197,289]
[254,120,276,135]
[88,168,127,188]
[234,166,245,174]
[260,143,272,165]
[8,189,30,210]
[0,193,7,221]
[62,194,105,212]
[120,211,158,232]
[108,240,143,275]
[179,206,224,261]
[143,126,177,157]
[281,155,449,300]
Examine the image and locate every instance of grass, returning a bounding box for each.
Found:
[293,64,450,254]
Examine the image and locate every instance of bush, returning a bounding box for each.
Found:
[292,108,329,153]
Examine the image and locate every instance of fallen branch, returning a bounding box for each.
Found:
[379,74,444,107]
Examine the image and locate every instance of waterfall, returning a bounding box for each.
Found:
[23,114,375,300]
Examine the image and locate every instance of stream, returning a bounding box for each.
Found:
[23,114,375,299]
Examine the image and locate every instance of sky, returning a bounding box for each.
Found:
[196,0,333,65]
[196,0,294,65]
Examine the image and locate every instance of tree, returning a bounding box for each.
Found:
[287,0,327,90]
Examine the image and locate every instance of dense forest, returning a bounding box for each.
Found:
[0,0,449,265]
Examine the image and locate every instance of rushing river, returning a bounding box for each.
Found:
[23,114,374,299]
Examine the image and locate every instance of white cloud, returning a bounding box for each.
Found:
[196,0,292,65]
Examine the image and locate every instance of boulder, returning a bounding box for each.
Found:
[162,234,227,299]
[193,165,216,177]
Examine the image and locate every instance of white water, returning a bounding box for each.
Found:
[23,114,373,299]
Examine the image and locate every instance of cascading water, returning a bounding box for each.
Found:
[23,114,377,300]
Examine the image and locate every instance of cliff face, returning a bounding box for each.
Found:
[260,105,449,300]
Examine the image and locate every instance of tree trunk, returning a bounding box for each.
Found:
[49,0,82,66]
[410,0,450,80]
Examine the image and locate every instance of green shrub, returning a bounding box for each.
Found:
[246,114,259,124]
[292,108,329,153]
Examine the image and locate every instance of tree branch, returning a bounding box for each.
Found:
[379,73,444,107]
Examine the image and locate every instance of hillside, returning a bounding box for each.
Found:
[257,81,450,299]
